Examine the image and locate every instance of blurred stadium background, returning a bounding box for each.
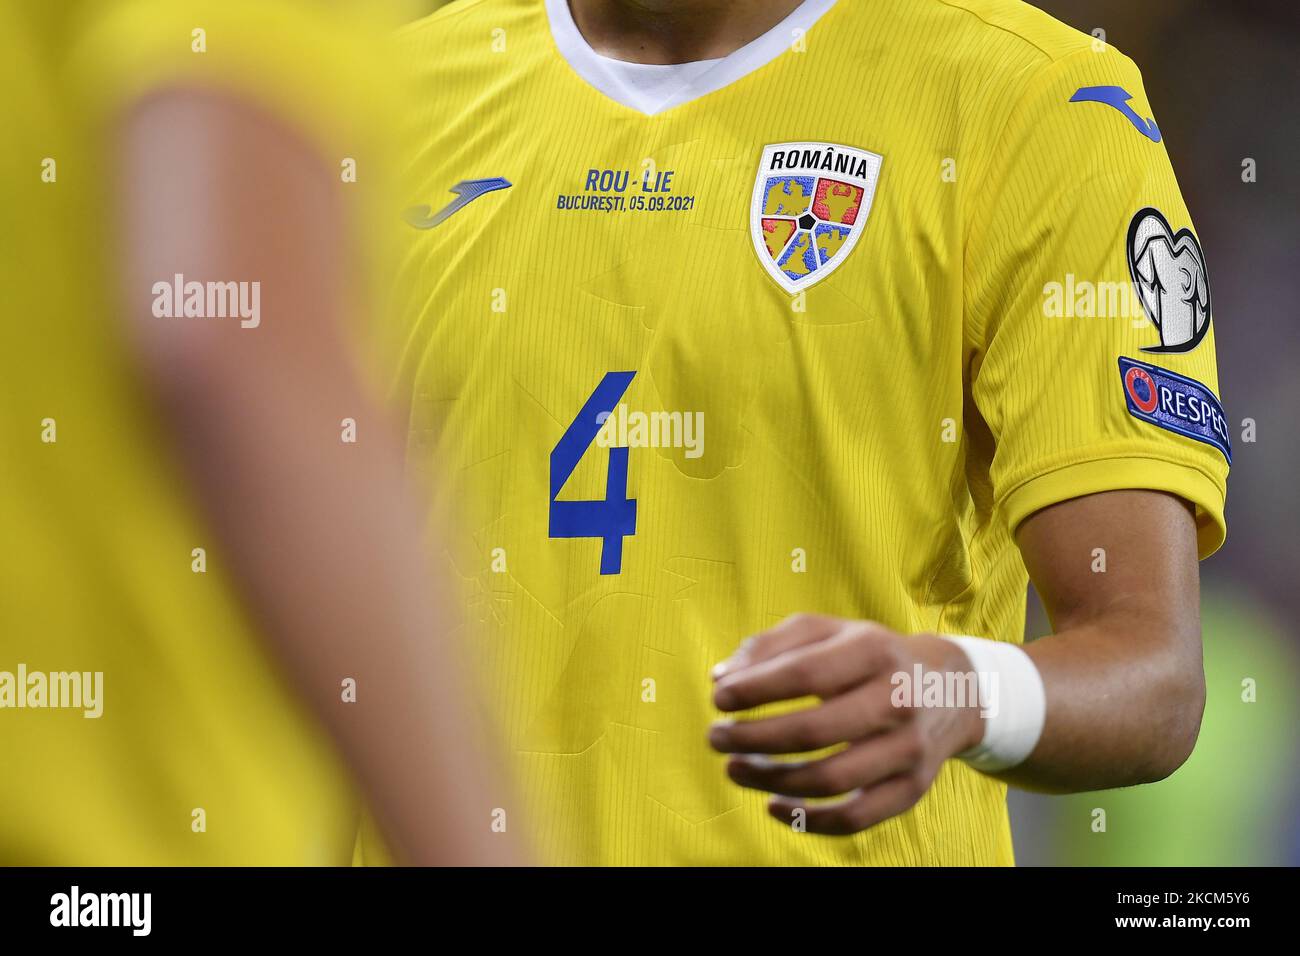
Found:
[399,0,1300,865]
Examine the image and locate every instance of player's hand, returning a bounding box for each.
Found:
[708,614,984,836]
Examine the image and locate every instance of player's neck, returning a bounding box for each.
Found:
[567,0,807,64]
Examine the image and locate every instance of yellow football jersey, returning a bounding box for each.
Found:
[0,0,392,865]
[389,0,1229,865]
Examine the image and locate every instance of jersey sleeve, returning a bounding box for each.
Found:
[966,45,1229,557]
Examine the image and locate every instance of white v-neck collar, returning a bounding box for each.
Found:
[577,55,726,117]
[545,0,840,116]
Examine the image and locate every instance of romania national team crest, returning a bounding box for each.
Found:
[750,141,883,294]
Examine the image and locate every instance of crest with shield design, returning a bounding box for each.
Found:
[749,141,883,294]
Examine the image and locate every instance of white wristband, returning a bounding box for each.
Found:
[939,635,1046,773]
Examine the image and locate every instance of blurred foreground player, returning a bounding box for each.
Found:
[381,0,1230,864]
[0,0,516,865]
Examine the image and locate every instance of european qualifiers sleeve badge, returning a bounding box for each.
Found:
[1127,206,1212,353]
[750,142,883,294]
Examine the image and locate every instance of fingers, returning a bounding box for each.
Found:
[711,616,938,835]
[712,621,899,711]
[726,726,927,798]
[709,678,906,754]
[712,613,841,681]
[767,771,930,836]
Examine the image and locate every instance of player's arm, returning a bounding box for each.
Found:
[709,42,1229,836]
[707,487,1203,834]
[1003,488,1202,791]
[115,88,519,865]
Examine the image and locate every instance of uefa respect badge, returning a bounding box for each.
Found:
[1119,356,1231,462]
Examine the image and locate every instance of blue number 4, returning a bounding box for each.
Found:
[549,372,637,575]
